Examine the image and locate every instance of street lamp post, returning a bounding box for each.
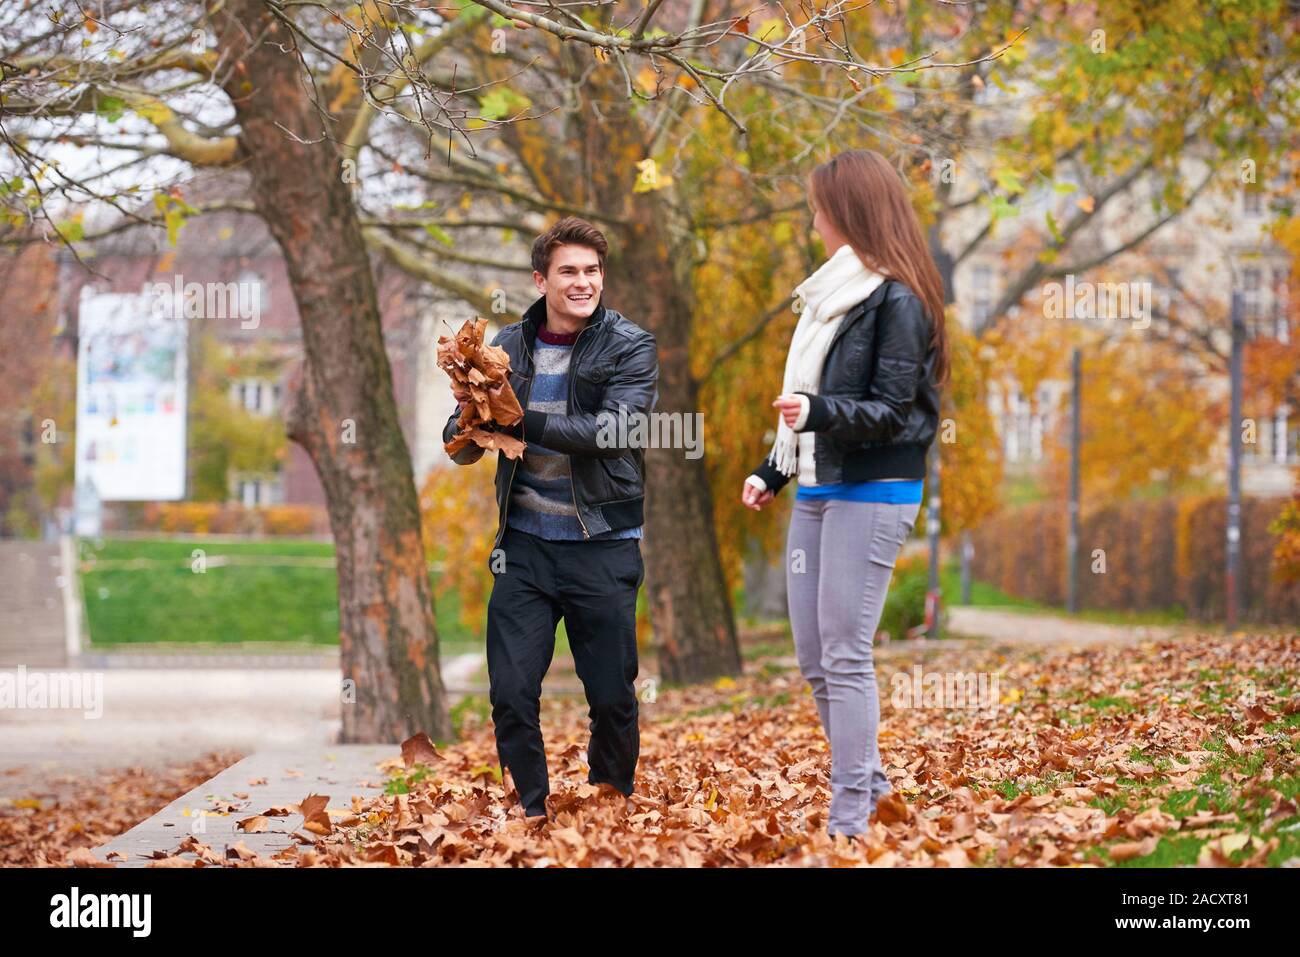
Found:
[1227,291,1244,631]
[925,441,942,638]
[1067,348,1081,614]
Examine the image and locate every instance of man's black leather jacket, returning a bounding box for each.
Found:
[442,295,659,550]
[749,279,941,494]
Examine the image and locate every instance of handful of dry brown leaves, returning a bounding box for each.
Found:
[438,317,527,460]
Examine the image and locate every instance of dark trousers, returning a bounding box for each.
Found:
[486,525,643,817]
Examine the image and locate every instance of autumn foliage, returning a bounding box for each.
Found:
[419,457,498,631]
[1266,468,1300,583]
[937,319,1004,533]
[970,496,1300,623]
[114,502,330,536]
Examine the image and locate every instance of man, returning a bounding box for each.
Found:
[442,216,659,820]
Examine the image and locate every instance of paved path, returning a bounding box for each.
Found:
[0,539,70,667]
[945,606,1181,646]
[92,746,398,866]
[78,610,1182,865]
[73,648,342,669]
[0,652,484,797]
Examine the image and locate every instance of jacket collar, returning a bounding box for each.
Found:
[522,293,608,341]
[829,278,893,349]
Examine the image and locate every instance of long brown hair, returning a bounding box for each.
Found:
[809,149,950,385]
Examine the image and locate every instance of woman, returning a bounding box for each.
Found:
[741,149,948,838]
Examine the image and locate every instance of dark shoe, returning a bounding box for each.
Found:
[523,793,549,822]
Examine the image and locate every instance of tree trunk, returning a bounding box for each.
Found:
[742,535,789,620]
[602,227,742,683]
[572,85,741,681]
[215,0,451,743]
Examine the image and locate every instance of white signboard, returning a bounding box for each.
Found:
[74,288,188,501]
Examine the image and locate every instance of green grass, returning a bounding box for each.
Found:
[739,558,1190,635]
[1001,473,1047,506]
[937,560,1187,626]
[449,694,492,740]
[1080,708,1300,867]
[76,536,1200,652]
[78,536,485,649]
[938,563,1039,610]
[987,656,1300,867]
[739,635,794,663]
[83,538,337,561]
[663,689,795,724]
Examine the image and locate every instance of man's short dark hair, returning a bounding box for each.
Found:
[531,216,608,277]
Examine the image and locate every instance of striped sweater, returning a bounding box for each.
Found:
[505,325,643,541]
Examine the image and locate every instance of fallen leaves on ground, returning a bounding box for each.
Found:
[295,794,333,836]
[402,732,441,769]
[0,751,244,866]
[76,632,1297,868]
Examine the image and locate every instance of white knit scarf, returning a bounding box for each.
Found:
[766,243,885,476]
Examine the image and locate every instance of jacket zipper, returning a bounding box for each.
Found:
[496,333,536,552]
[567,324,592,539]
[817,296,876,484]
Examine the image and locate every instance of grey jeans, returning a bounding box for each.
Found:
[786,496,920,836]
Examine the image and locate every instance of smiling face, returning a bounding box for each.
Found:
[534,243,603,324]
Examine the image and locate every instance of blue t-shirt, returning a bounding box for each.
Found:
[795,479,923,504]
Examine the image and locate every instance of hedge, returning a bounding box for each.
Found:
[968,496,1299,624]
[102,502,331,537]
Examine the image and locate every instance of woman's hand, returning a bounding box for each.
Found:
[741,478,775,511]
[451,383,472,405]
[772,394,806,429]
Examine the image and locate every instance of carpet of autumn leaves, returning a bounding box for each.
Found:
[1,751,244,867]
[14,632,1300,868]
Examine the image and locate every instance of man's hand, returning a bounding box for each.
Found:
[451,383,471,405]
